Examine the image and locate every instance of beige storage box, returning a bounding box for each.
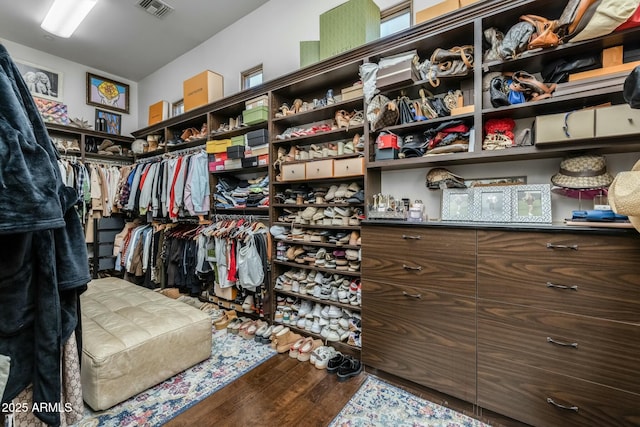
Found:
[334,158,364,177]
[183,70,224,112]
[416,0,459,24]
[80,278,212,411]
[305,159,334,179]
[148,100,169,126]
[595,104,640,138]
[341,83,364,101]
[281,163,306,181]
[534,109,595,145]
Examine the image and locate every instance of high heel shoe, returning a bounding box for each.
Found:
[335,110,351,128]
[291,98,303,114]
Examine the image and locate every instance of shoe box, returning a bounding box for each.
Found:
[247,129,269,147]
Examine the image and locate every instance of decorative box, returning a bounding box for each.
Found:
[148,100,169,125]
[534,109,595,145]
[205,139,231,154]
[595,104,640,138]
[341,83,364,101]
[258,154,269,166]
[246,144,269,156]
[375,147,399,160]
[245,95,268,110]
[208,160,224,172]
[242,106,268,125]
[226,145,245,159]
[241,156,259,168]
[377,134,399,149]
[246,129,268,147]
[319,0,380,59]
[231,135,246,146]
[224,159,242,170]
[377,51,420,89]
[183,70,223,112]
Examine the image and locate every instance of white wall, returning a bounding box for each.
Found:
[137,0,348,123]
[1,38,138,136]
[381,153,640,223]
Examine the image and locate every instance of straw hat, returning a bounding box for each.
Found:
[608,159,640,232]
[550,154,613,189]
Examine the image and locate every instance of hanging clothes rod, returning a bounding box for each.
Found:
[135,145,206,164]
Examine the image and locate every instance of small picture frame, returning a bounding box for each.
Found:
[511,184,552,223]
[473,186,512,222]
[95,109,122,135]
[87,72,130,114]
[15,59,63,102]
[442,188,474,221]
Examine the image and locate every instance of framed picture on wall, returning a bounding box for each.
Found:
[511,184,552,223]
[472,186,512,222]
[95,109,122,135]
[442,188,473,221]
[86,72,130,114]
[15,59,63,102]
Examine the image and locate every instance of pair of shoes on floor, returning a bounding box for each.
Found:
[310,345,337,369]
[326,353,363,381]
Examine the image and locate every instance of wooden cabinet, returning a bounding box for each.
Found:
[361,225,477,402]
[477,229,640,427]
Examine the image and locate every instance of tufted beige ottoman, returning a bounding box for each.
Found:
[80,278,212,411]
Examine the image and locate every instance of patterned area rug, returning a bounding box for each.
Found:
[72,328,276,427]
[329,376,490,427]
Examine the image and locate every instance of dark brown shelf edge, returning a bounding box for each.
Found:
[272,222,361,230]
[275,289,361,313]
[210,165,268,175]
[273,176,365,185]
[271,125,365,144]
[83,153,134,163]
[46,123,134,143]
[208,122,268,140]
[277,239,361,250]
[368,138,640,170]
[272,203,364,208]
[374,112,475,135]
[274,154,365,167]
[212,207,269,213]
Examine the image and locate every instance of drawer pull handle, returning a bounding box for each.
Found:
[547,337,578,348]
[401,235,421,240]
[546,398,578,412]
[402,291,422,299]
[546,282,578,291]
[546,243,578,250]
[402,264,422,271]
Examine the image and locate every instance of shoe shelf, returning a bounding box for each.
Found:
[272,98,364,127]
[272,321,362,356]
[208,122,267,140]
[272,222,361,230]
[273,260,360,277]
[277,239,361,251]
[273,176,364,186]
[275,289,361,313]
[272,125,364,145]
[213,207,269,214]
[272,202,363,208]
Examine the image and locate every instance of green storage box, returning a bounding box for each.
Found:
[319,0,380,60]
[231,135,246,147]
[300,40,321,68]
[242,106,268,126]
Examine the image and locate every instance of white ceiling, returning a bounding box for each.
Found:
[0,0,270,81]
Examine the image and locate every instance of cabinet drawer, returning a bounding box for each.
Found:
[305,159,334,179]
[534,109,594,145]
[362,280,476,402]
[333,157,364,177]
[477,231,640,322]
[281,163,306,181]
[595,103,640,138]
[478,301,640,395]
[478,357,640,427]
[362,226,476,296]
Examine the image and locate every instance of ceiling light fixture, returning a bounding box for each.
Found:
[40,0,98,38]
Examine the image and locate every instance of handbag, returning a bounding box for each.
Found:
[509,70,557,101]
[397,96,416,124]
[499,21,535,59]
[489,75,511,107]
[557,0,602,40]
[237,236,264,290]
[483,27,505,62]
[424,45,474,87]
[571,0,640,43]
[541,54,601,83]
[519,14,561,50]
[623,65,640,108]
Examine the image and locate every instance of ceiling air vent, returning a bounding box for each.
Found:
[136,0,174,18]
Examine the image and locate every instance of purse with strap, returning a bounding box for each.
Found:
[520,14,561,50]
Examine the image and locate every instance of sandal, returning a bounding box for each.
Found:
[335,110,351,128]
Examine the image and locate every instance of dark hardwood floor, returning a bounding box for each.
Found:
[165,352,529,427]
